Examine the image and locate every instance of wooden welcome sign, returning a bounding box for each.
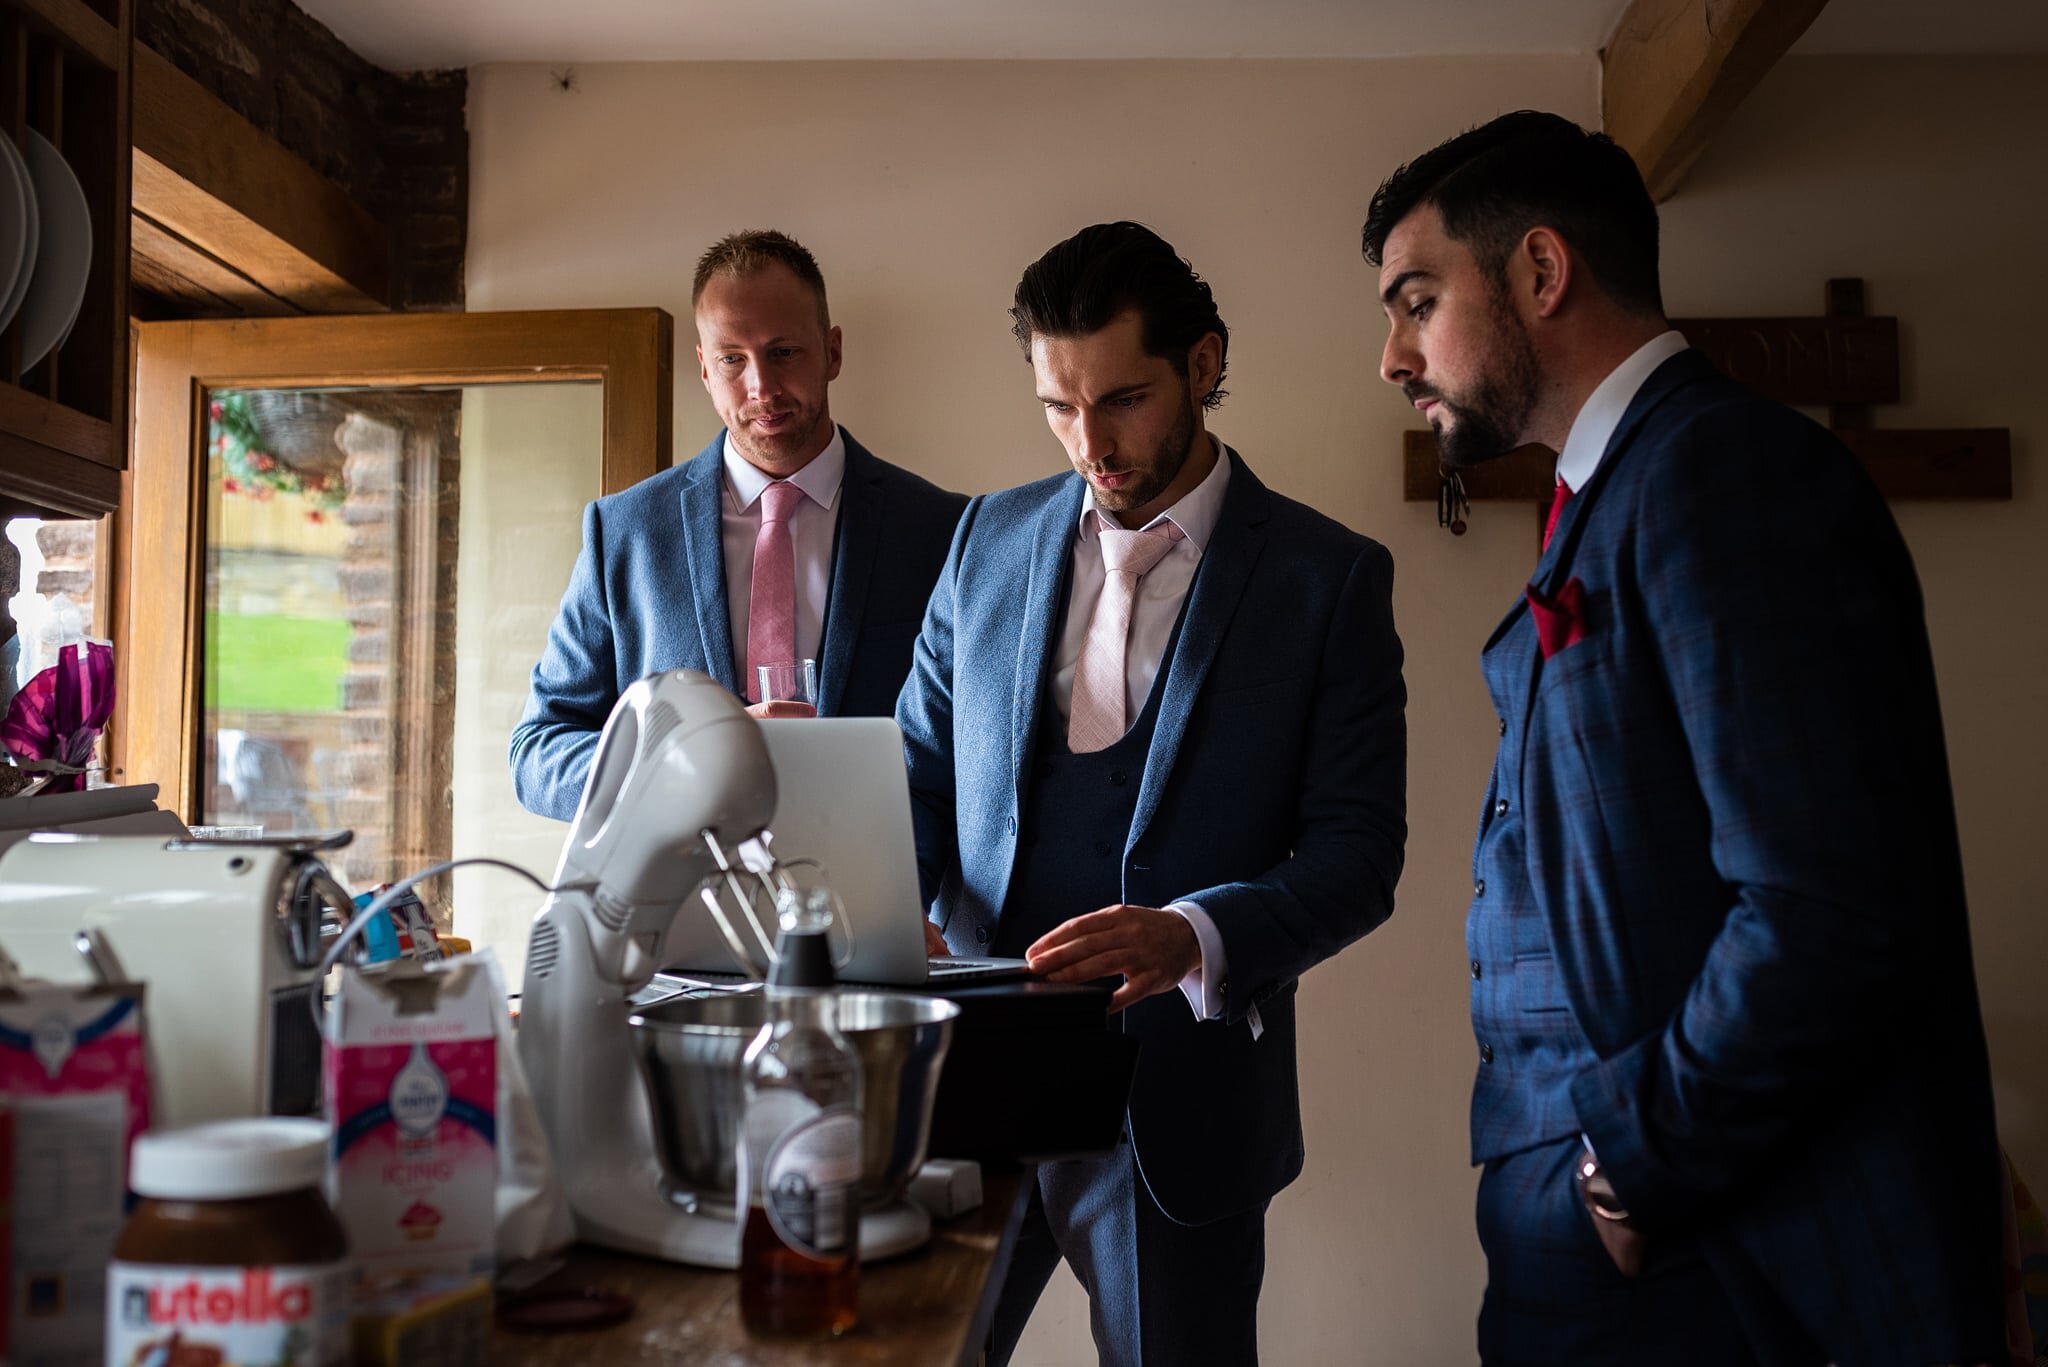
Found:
[1402,278,2013,522]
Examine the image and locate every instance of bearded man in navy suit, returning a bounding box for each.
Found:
[1365,110,2003,1366]
[898,222,1407,1364]
[512,230,965,821]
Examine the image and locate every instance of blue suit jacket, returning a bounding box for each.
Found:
[1488,350,2002,1360]
[511,428,967,821]
[897,449,1407,1224]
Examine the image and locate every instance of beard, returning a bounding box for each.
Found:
[1409,297,1540,469]
[727,394,833,473]
[1083,384,1199,515]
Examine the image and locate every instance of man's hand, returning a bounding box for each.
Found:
[1586,1208,1646,1279]
[744,700,817,719]
[1025,904,1200,1012]
[924,920,949,957]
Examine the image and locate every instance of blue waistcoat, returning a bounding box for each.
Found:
[998,654,1173,956]
[1468,604,1598,1163]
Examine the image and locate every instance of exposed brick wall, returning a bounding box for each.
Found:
[136,0,467,310]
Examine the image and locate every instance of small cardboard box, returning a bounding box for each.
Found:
[324,957,496,1297]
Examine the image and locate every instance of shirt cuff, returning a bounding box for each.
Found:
[1169,902,1262,1039]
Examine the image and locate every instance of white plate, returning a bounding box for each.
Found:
[0,133,33,339]
[19,130,89,371]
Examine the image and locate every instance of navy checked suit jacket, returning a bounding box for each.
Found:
[1487,349,2002,1361]
[510,428,966,821]
[896,448,1407,1224]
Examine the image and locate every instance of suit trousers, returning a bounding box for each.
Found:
[1476,1136,1766,1367]
[988,1140,1267,1367]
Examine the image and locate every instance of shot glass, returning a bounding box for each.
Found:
[755,659,819,716]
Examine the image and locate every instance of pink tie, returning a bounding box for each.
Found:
[1068,514,1185,753]
[746,481,805,701]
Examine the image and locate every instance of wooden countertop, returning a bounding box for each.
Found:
[490,1167,1029,1366]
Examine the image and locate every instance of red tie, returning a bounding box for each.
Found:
[1542,479,1573,550]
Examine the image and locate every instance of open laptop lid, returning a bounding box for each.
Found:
[661,717,1028,987]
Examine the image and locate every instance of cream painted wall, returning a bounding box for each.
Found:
[450,381,604,985]
[466,54,2048,1363]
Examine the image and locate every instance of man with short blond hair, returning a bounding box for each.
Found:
[513,229,966,820]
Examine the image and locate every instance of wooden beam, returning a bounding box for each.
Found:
[1602,0,1830,200]
[131,213,302,317]
[130,45,388,313]
[0,429,120,518]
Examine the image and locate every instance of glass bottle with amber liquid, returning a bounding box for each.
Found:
[738,888,863,1337]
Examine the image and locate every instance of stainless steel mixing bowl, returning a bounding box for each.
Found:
[627,988,959,1213]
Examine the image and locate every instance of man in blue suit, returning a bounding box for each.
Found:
[1365,112,2003,1365]
[898,222,1407,1365]
[511,230,966,821]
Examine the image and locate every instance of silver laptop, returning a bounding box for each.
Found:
[659,717,1030,987]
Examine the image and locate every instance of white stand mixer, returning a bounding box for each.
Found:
[516,669,933,1268]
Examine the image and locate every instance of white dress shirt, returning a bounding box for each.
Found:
[1553,331,1690,493]
[1049,438,1255,1033]
[719,426,847,675]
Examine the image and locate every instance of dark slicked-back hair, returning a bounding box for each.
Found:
[1010,221,1230,410]
[1361,110,1663,317]
[692,229,831,329]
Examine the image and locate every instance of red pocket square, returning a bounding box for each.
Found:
[1526,577,1589,660]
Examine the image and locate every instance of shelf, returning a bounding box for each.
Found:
[0,0,131,518]
[9,0,119,72]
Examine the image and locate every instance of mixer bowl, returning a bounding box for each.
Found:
[628,989,959,1213]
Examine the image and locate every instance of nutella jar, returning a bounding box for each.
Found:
[107,1118,347,1367]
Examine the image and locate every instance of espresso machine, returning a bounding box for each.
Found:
[0,831,351,1125]
[517,669,954,1269]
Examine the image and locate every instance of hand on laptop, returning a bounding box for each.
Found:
[925,919,949,957]
[1025,905,1200,1012]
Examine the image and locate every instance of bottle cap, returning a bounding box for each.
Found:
[768,925,836,988]
[130,1118,331,1200]
[768,887,838,988]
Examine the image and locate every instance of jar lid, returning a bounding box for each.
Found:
[130,1118,331,1200]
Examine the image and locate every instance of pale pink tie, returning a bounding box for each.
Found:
[1068,515,1185,753]
[746,481,805,701]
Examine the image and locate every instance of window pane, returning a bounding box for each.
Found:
[198,382,601,937]
[3,515,105,794]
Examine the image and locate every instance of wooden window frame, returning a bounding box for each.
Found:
[119,307,673,822]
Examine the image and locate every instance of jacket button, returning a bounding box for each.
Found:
[1498,717,1507,736]
[1470,959,1482,980]
[1474,879,1486,898]
[975,927,989,944]
[1495,798,1509,818]
[1480,1043,1494,1064]
[1007,815,1017,835]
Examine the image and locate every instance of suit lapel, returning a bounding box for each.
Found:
[1129,449,1268,849]
[817,432,880,717]
[1010,478,1086,804]
[1486,349,1714,721]
[1531,349,1712,599]
[679,436,739,694]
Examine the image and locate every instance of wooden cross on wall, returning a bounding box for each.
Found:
[1402,278,2013,535]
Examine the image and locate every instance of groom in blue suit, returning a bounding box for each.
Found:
[898,222,1407,1365]
[1366,113,2003,1365]
[512,230,965,820]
